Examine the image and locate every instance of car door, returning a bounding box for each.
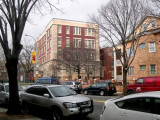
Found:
[88,83,97,94]
[119,97,152,120]
[135,78,144,93]
[152,98,160,120]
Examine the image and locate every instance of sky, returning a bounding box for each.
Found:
[23,0,110,44]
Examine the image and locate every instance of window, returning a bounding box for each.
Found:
[66,37,70,47]
[58,37,62,47]
[116,98,151,113]
[57,49,61,59]
[139,43,145,49]
[85,39,95,49]
[154,98,160,114]
[66,25,70,34]
[151,20,156,28]
[73,26,81,35]
[128,67,134,75]
[74,38,81,48]
[150,65,156,74]
[140,65,146,70]
[136,78,143,84]
[58,24,62,33]
[142,23,147,31]
[149,42,156,52]
[85,28,95,36]
[127,48,134,57]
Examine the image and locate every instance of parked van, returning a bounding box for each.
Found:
[126,76,160,94]
[35,77,60,85]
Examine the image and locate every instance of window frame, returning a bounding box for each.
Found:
[58,36,62,47]
[149,42,156,53]
[140,65,146,71]
[128,66,134,76]
[150,64,156,74]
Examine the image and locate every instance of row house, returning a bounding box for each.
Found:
[35,19,100,82]
[114,15,160,84]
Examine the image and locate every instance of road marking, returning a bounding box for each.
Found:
[94,100,105,103]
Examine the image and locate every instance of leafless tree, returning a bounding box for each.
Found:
[0,0,72,114]
[90,0,153,94]
[19,40,34,82]
[60,44,98,81]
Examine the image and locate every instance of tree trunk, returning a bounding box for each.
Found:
[6,57,21,114]
[122,68,127,95]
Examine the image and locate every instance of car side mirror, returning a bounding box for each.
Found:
[43,94,50,98]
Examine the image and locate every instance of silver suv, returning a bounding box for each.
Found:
[21,85,93,120]
[63,81,82,93]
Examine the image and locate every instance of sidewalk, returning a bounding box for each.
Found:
[0,107,42,120]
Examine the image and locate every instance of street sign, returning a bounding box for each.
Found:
[36,65,40,67]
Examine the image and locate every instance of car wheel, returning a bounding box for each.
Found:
[84,90,88,95]
[52,107,63,120]
[127,90,135,95]
[100,91,105,96]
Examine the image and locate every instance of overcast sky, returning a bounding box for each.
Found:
[23,0,110,44]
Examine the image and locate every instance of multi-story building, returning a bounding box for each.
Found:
[114,15,160,83]
[35,19,100,82]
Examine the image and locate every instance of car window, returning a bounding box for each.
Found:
[136,78,143,84]
[154,98,160,115]
[116,97,151,113]
[97,83,101,87]
[44,79,50,84]
[109,83,115,87]
[75,82,80,85]
[101,83,107,87]
[0,85,4,92]
[48,86,76,97]
[26,87,50,96]
[91,83,97,87]
[66,82,73,85]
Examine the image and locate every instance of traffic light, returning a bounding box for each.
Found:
[32,51,36,63]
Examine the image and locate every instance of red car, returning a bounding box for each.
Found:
[126,76,160,94]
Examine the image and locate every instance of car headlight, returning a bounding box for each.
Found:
[63,102,78,108]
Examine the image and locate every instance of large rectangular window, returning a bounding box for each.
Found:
[85,28,95,36]
[58,24,62,34]
[66,25,70,34]
[74,38,81,48]
[85,39,95,49]
[73,26,81,35]
[127,48,134,57]
[150,65,156,74]
[128,66,134,76]
[66,37,70,47]
[58,37,62,47]
[149,42,156,52]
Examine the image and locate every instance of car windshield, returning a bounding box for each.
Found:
[49,86,77,97]
[5,85,23,93]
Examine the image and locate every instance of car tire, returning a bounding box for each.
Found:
[84,90,88,95]
[52,107,63,120]
[127,90,135,95]
[100,91,105,96]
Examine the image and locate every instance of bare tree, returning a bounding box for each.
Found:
[90,0,153,94]
[60,44,98,81]
[0,0,72,114]
[19,40,34,82]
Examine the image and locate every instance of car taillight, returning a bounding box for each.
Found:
[107,86,109,90]
[74,85,76,87]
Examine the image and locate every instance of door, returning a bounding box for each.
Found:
[88,83,98,94]
[135,78,144,93]
[152,98,160,120]
[119,97,152,120]
[143,78,154,92]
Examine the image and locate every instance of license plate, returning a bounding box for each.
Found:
[82,108,91,113]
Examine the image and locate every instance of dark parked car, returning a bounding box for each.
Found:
[63,81,82,93]
[21,85,94,120]
[35,77,60,85]
[82,82,117,96]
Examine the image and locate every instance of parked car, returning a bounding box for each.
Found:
[127,76,160,94]
[63,81,82,93]
[0,83,23,106]
[82,81,117,96]
[21,85,94,120]
[100,91,160,120]
[35,77,60,85]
